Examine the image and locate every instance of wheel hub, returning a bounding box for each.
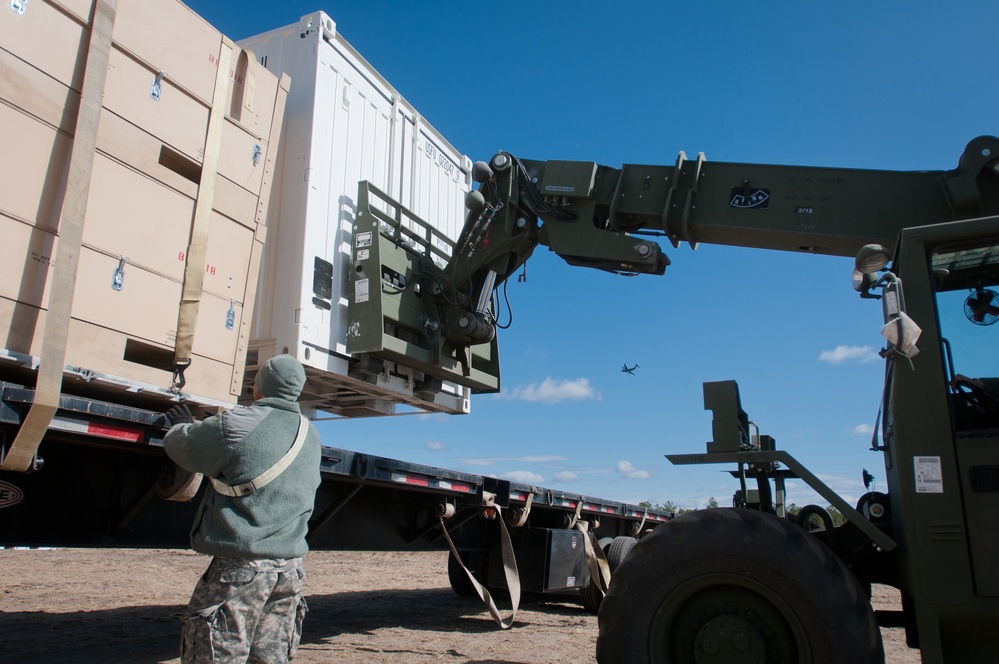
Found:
[694,614,766,663]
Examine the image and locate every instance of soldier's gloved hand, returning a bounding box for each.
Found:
[164,403,195,427]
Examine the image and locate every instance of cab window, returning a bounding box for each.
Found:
[932,241,999,431]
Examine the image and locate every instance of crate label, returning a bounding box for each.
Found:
[914,456,943,494]
[355,278,369,303]
[357,249,369,261]
[355,231,372,248]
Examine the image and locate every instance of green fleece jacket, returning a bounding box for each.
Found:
[164,398,321,559]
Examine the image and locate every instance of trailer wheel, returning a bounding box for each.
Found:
[580,536,639,614]
[580,537,615,613]
[447,550,484,597]
[605,535,637,569]
[596,508,882,664]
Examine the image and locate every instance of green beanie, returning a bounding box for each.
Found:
[255,354,306,401]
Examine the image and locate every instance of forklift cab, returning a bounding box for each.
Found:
[874,216,999,660]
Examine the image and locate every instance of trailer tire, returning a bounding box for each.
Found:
[580,537,615,613]
[596,508,882,664]
[605,535,637,569]
[447,550,484,598]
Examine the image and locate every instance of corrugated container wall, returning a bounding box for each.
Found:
[240,13,473,418]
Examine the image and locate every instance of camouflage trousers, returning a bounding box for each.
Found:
[180,556,307,664]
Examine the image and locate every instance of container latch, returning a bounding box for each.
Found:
[111,257,126,291]
[150,71,164,101]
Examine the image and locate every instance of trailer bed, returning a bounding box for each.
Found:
[0,380,669,552]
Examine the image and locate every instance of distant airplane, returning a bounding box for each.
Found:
[621,363,639,375]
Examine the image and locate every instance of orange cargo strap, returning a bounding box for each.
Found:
[171,37,234,391]
[0,0,119,473]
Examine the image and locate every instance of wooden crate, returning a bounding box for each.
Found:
[0,0,288,407]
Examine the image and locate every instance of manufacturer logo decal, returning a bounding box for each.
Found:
[729,187,770,209]
[0,480,24,509]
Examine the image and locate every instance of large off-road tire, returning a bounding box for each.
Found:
[596,508,883,664]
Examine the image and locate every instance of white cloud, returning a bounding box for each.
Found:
[455,455,567,467]
[455,457,497,467]
[853,423,874,435]
[552,471,581,482]
[502,470,546,483]
[819,345,879,364]
[616,460,651,480]
[426,441,447,451]
[501,377,601,403]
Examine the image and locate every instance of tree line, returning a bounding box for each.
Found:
[640,498,846,526]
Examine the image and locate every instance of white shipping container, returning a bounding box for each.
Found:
[240,12,472,418]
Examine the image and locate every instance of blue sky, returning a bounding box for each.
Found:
[184,1,999,509]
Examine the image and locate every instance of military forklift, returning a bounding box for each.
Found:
[346,136,999,662]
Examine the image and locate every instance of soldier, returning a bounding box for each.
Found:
[164,354,321,663]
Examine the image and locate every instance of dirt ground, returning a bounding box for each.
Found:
[0,548,920,664]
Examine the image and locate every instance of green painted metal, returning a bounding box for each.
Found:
[345,139,999,659]
[667,213,999,662]
[345,181,500,393]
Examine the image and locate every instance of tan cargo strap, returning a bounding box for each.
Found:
[157,465,204,502]
[574,520,612,594]
[629,510,648,536]
[438,496,522,629]
[504,491,534,527]
[171,37,234,391]
[210,414,309,497]
[566,499,583,529]
[0,0,118,473]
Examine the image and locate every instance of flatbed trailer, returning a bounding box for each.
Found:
[0,378,670,609]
